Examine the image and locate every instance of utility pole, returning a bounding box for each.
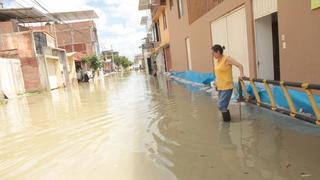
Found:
[0,0,3,8]
[111,45,115,72]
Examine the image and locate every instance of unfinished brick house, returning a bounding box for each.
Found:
[0,8,99,94]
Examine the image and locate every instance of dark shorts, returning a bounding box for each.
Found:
[218,89,233,112]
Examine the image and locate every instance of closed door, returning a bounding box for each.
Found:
[211,17,229,55]
[47,59,58,89]
[211,7,250,80]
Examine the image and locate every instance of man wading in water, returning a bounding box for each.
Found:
[212,44,245,122]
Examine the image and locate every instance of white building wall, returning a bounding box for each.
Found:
[155,50,166,74]
[253,0,278,19]
[0,58,25,98]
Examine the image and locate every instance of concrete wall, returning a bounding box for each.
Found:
[278,0,320,84]
[36,55,50,91]
[167,0,256,75]
[0,31,42,92]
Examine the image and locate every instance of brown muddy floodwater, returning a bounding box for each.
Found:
[0,72,320,180]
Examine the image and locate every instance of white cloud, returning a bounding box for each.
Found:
[12,0,147,60]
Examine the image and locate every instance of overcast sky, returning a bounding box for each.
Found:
[7,0,147,60]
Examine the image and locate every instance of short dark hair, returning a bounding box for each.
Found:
[211,44,225,55]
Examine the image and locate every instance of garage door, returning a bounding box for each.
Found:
[47,58,58,90]
[211,7,250,80]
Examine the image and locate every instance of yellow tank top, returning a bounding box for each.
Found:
[214,55,234,90]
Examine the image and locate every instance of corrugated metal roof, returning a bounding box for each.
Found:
[48,10,98,22]
[140,16,148,25]
[0,8,45,23]
[0,8,98,23]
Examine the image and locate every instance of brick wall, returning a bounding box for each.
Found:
[0,21,15,34]
[0,31,42,92]
[31,21,97,56]
[59,43,87,54]
[0,21,30,34]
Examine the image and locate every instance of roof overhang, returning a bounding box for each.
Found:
[66,52,86,61]
[140,16,148,25]
[139,0,162,10]
[139,0,151,10]
[47,10,98,22]
[0,8,45,23]
[0,8,98,23]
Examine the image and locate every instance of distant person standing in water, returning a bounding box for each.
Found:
[153,61,158,77]
[212,44,245,122]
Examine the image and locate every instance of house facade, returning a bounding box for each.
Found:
[141,0,320,84]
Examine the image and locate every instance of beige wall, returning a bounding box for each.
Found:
[278,0,320,84]
[167,0,256,75]
[67,56,77,84]
[166,0,190,71]
[46,57,64,89]
[158,8,170,46]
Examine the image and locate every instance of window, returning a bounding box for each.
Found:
[163,11,167,30]
[177,0,184,18]
[153,22,161,42]
[170,0,173,10]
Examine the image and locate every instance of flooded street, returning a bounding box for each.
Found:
[1,72,320,180]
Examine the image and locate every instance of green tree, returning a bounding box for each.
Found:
[113,55,123,67]
[89,55,103,72]
[113,55,133,69]
[81,56,90,65]
[81,55,103,73]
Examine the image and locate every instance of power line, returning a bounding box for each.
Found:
[15,0,95,44]
[12,0,99,54]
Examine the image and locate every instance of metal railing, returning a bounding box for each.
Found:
[238,77,320,125]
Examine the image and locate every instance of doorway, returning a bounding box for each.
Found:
[147,58,153,75]
[46,58,59,90]
[255,12,280,80]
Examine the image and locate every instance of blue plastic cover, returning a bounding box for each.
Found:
[171,71,215,85]
[239,82,320,116]
[171,71,320,117]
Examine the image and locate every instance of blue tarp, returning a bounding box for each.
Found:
[238,83,320,116]
[171,71,215,85]
[171,71,320,117]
